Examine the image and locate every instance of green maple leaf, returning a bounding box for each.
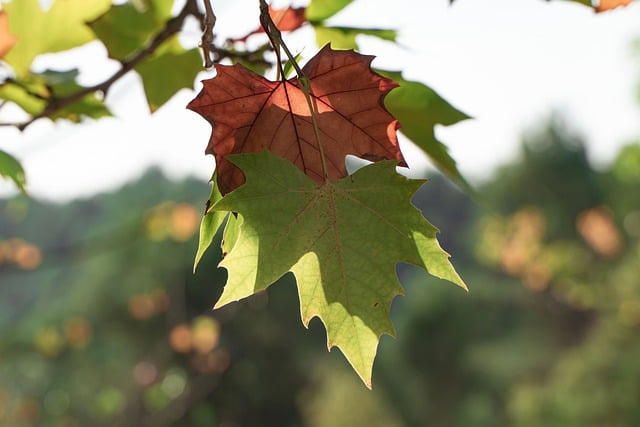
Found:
[211,150,466,387]
[2,0,111,77]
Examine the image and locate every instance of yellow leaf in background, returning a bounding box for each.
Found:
[2,0,110,76]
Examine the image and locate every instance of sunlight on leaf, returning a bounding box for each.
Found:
[194,173,227,272]
[188,45,404,195]
[3,0,110,76]
[211,150,466,387]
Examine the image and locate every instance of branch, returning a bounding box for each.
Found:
[1,0,202,130]
[0,0,279,130]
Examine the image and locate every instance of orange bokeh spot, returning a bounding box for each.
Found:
[522,264,552,292]
[128,289,171,320]
[576,207,622,257]
[170,203,199,242]
[191,349,231,374]
[13,242,42,269]
[499,209,545,274]
[128,295,156,320]
[64,317,92,348]
[0,238,42,270]
[169,324,193,353]
[192,316,220,354]
[15,398,41,425]
[145,202,199,242]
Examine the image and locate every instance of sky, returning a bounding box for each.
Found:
[0,0,639,201]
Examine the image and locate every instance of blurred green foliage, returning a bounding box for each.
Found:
[2,118,640,426]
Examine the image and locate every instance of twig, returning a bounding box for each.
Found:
[212,43,273,67]
[200,0,217,68]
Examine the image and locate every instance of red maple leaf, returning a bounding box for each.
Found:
[234,6,306,42]
[188,45,405,195]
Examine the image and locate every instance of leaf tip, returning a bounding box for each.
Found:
[459,280,470,293]
[192,255,202,274]
[212,295,233,310]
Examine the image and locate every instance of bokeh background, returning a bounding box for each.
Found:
[3,120,640,426]
[2,0,640,426]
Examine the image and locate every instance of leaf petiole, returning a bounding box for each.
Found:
[299,75,329,181]
[258,0,330,180]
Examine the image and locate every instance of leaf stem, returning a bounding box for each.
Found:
[258,0,284,80]
[258,0,330,181]
[299,76,330,181]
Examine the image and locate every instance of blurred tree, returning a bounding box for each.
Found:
[488,116,605,239]
[2,116,640,426]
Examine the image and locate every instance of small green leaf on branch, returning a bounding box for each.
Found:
[0,149,27,194]
[379,70,472,190]
[89,0,200,112]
